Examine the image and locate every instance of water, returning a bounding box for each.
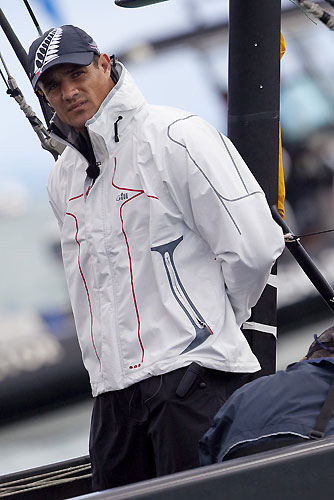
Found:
[0,399,92,476]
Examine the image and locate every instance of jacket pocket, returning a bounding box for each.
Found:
[151,236,212,354]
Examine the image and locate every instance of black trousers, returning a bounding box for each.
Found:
[89,365,251,491]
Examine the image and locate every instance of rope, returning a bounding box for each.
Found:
[0,463,91,498]
[296,0,334,30]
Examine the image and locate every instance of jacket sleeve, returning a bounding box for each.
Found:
[46,156,68,229]
[165,115,285,326]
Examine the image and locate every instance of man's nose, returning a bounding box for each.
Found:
[61,80,78,100]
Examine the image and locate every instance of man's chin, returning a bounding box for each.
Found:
[66,115,91,132]
[65,106,96,131]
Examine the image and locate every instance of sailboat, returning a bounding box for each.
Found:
[0,1,333,498]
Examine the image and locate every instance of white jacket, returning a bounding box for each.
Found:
[47,63,284,396]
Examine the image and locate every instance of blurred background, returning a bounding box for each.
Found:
[0,0,333,477]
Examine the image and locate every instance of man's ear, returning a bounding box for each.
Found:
[99,53,111,74]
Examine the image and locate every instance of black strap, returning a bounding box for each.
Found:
[78,132,100,181]
[310,378,334,439]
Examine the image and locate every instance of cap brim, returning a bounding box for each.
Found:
[32,51,95,89]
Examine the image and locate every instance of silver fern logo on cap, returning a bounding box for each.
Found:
[34,27,63,77]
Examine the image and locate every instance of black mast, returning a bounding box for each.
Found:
[228,1,282,376]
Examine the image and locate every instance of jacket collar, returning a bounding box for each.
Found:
[86,61,146,144]
[50,62,146,149]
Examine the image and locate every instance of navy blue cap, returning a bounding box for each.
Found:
[28,25,100,90]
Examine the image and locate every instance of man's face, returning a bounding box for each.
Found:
[38,54,115,132]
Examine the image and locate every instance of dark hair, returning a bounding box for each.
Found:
[306,326,334,359]
[92,53,100,67]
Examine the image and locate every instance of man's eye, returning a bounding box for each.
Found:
[72,71,84,78]
[47,83,58,92]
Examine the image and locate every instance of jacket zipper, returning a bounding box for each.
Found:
[164,252,207,330]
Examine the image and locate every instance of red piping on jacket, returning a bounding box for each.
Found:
[111,157,159,364]
[65,210,101,369]
[68,194,84,202]
[112,157,145,363]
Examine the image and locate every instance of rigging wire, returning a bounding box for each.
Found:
[0,6,64,158]
[22,0,43,36]
[290,0,318,24]
[272,206,334,313]
[0,8,30,77]
[0,50,63,159]
[286,2,334,245]
[293,228,334,240]
[0,66,9,88]
[0,7,54,127]
[285,228,334,242]
[293,0,334,30]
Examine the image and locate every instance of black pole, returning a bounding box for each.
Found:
[228,1,281,376]
[271,206,334,314]
[0,8,29,76]
[115,0,167,6]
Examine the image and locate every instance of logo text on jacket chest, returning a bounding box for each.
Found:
[116,192,129,202]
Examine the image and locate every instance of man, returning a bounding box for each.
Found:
[28,25,284,490]
[199,325,334,464]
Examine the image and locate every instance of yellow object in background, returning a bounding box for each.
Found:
[278,33,286,219]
